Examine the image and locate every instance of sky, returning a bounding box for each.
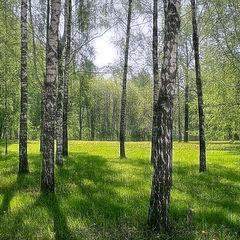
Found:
[93,30,118,69]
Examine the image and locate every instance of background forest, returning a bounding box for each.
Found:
[0,0,239,144]
[0,0,240,239]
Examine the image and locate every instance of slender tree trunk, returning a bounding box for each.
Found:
[55,45,64,165]
[41,0,61,193]
[4,0,8,155]
[0,122,3,140]
[151,0,160,164]
[148,0,180,231]
[56,0,68,166]
[63,0,72,157]
[119,0,133,159]
[177,75,182,142]
[112,97,117,140]
[79,75,82,140]
[40,88,44,152]
[19,0,29,174]
[191,0,206,172]
[79,107,83,140]
[4,65,7,156]
[40,0,50,152]
[29,0,44,152]
[90,108,95,141]
[184,49,189,142]
[184,81,189,142]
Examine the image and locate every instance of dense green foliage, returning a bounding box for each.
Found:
[0,141,239,239]
[0,0,239,143]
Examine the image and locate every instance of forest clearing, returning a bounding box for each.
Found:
[0,0,239,239]
[0,141,239,239]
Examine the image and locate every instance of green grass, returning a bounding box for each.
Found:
[0,141,240,239]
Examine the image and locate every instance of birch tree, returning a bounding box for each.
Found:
[119,0,133,159]
[191,0,206,172]
[148,0,180,230]
[19,0,29,174]
[62,0,72,157]
[56,0,68,165]
[41,0,61,192]
[151,0,160,163]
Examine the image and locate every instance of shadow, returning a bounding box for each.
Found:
[34,193,75,240]
[56,153,126,220]
[207,142,240,155]
[208,141,240,145]
[1,141,240,239]
[0,141,15,156]
[171,163,240,234]
[0,174,26,214]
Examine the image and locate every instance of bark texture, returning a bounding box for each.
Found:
[177,75,182,142]
[191,0,206,172]
[19,0,29,174]
[151,0,160,164]
[90,107,95,141]
[79,107,83,140]
[184,75,189,142]
[29,0,44,153]
[4,59,7,155]
[40,0,50,152]
[56,0,68,165]
[41,0,61,192]
[55,43,64,166]
[40,88,45,152]
[119,0,133,159]
[62,0,72,157]
[4,0,8,155]
[148,0,180,231]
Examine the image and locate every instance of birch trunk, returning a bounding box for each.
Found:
[184,61,189,142]
[19,0,29,174]
[63,0,72,157]
[40,0,50,152]
[148,0,180,231]
[4,0,8,155]
[55,44,64,166]
[191,0,206,172]
[56,0,68,165]
[151,0,160,164]
[177,75,182,142]
[119,0,133,158]
[41,0,61,192]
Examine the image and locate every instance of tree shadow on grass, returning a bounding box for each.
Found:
[171,163,240,237]
[207,142,240,154]
[57,153,125,217]
[34,193,75,240]
[0,174,26,214]
[54,153,154,239]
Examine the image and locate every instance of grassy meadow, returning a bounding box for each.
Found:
[0,141,240,239]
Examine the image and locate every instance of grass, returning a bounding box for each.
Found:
[0,140,240,239]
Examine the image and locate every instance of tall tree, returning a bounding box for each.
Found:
[4,0,8,155]
[177,73,182,142]
[191,0,206,172]
[151,0,160,163]
[184,42,189,142]
[40,0,50,153]
[29,0,45,152]
[41,0,61,192]
[148,0,180,231]
[56,0,68,165]
[19,0,29,174]
[62,0,72,157]
[119,0,133,159]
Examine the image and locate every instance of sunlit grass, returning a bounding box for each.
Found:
[0,140,239,239]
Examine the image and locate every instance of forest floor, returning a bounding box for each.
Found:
[0,141,240,240]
